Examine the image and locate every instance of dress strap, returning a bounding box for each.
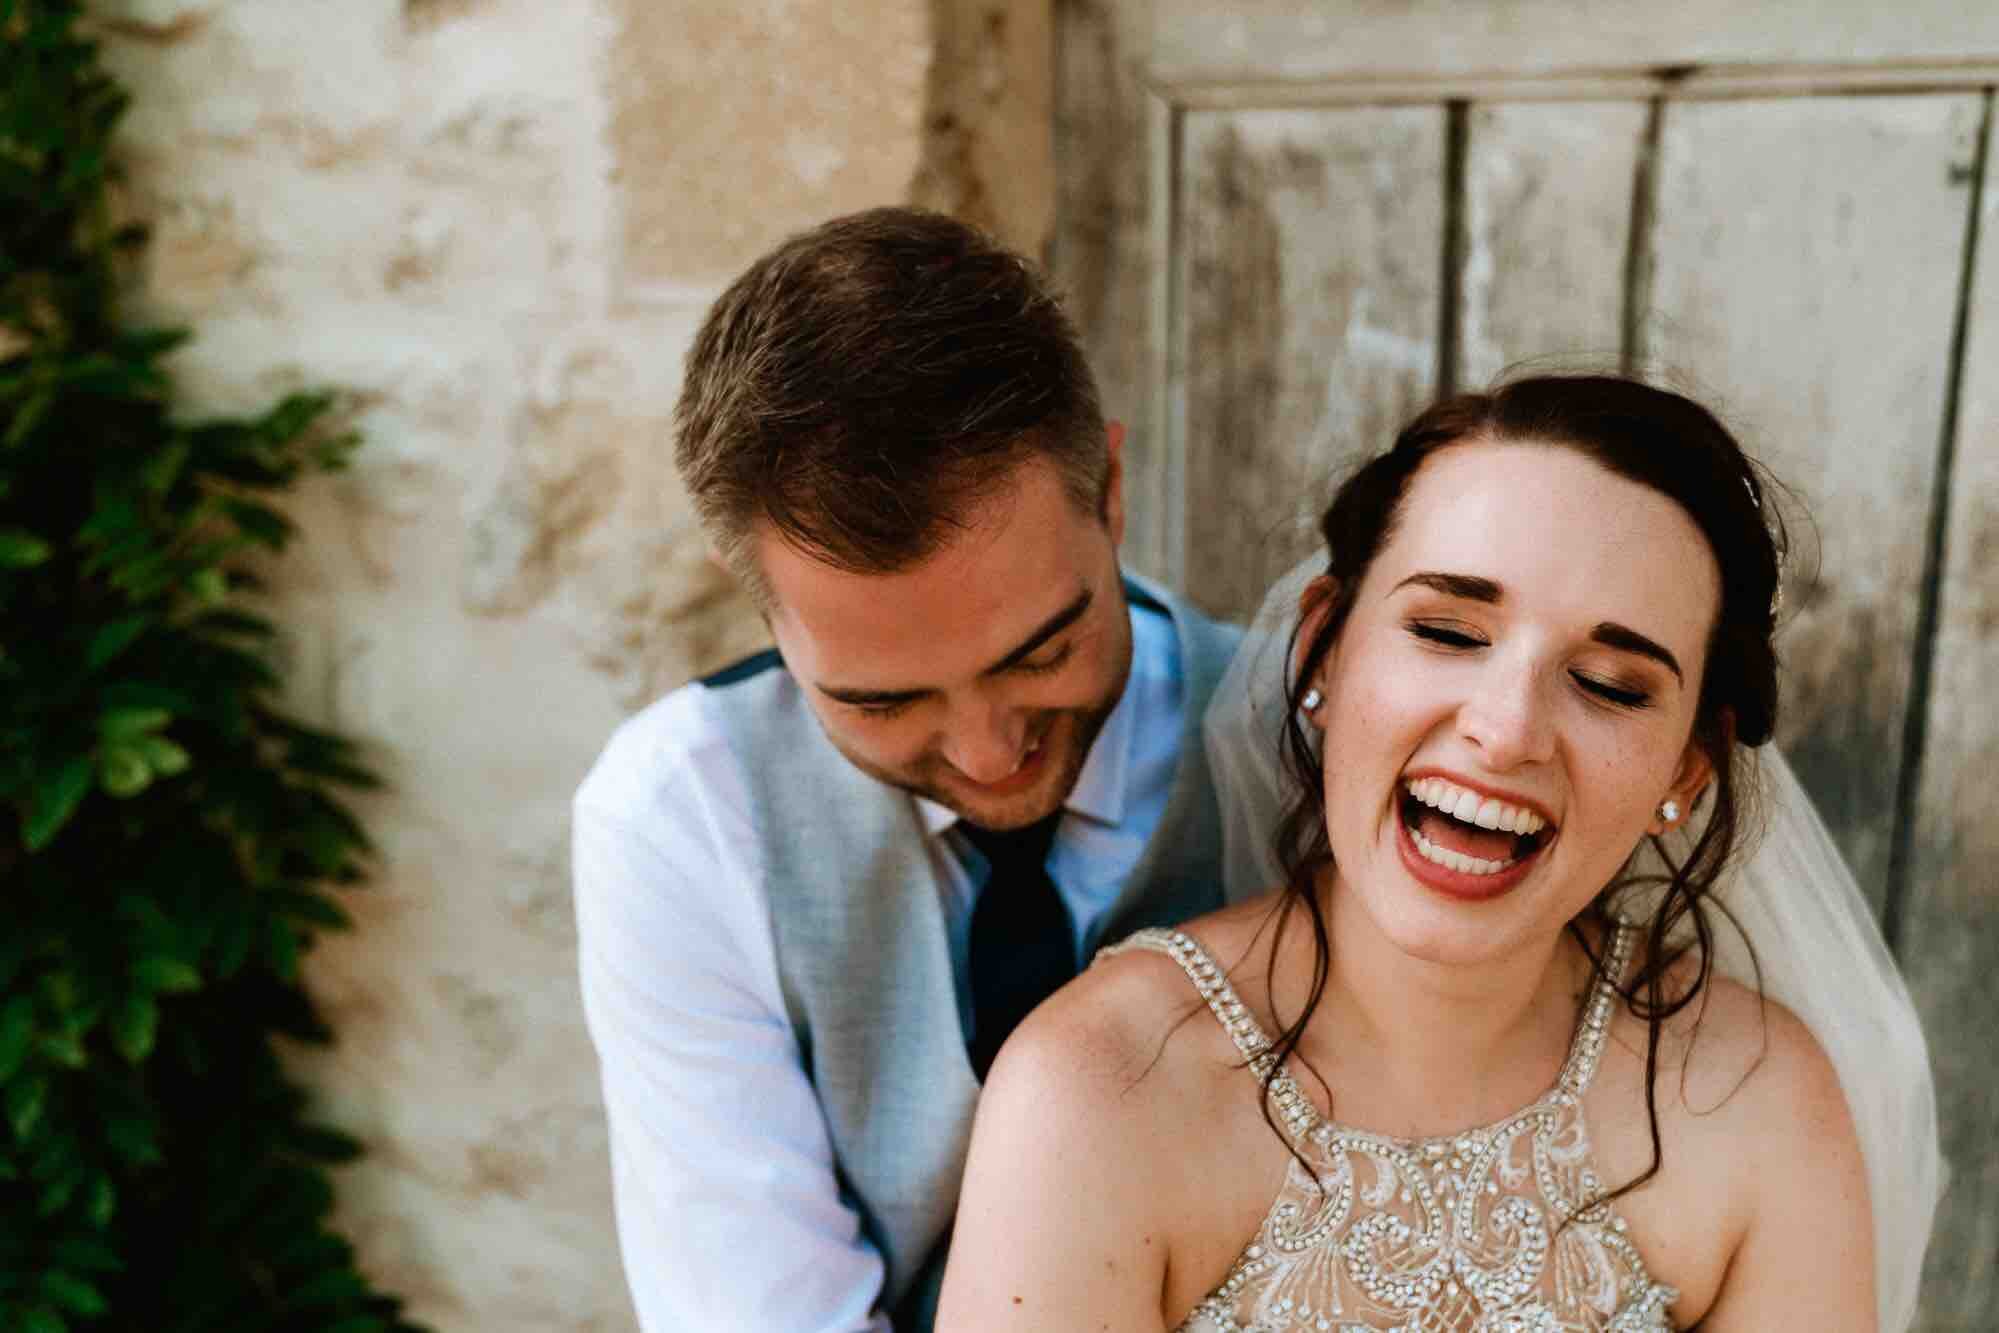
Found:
[1095,927,1321,1140]
[1557,920,1636,1096]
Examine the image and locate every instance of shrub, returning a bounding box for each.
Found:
[1,4,422,1329]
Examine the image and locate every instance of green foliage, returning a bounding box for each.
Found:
[1,4,424,1329]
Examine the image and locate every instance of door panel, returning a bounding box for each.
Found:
[1645,94,1984,908]
[1904,100,1999,1325]
[1178,107,1443,615]
[1461,100,1645,386]
[1054,6,1999,1321]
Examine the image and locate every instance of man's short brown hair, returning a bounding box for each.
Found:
[674,207,1109,603]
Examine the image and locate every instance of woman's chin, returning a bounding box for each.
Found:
[1334,839,1565,969]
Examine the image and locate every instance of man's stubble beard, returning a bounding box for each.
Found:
[832,635,1133,831]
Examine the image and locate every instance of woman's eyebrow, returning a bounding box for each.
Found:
[1395,571,1503,603]
[1590,622,1683,682]
[1395,571,1684,683]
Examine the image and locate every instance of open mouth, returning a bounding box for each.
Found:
[1398,775,1553,878]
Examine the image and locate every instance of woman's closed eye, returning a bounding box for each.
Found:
[1571,672,1653,709]
[1409,619,1656,709]
[1407,620,1486,649]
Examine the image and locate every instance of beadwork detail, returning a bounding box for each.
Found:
[1099,924,1679,1333]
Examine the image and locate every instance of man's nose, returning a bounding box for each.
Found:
[1458,659,1556,769]
[939,695,1029,784]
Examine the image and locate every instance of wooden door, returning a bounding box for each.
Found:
[1055,3,1999,1324]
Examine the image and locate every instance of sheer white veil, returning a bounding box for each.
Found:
[1204,555,1945,1331]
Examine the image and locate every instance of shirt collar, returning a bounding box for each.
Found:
[914,620,1140,837]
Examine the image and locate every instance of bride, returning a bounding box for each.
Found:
[935,376,1941,1331]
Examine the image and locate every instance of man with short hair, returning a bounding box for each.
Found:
[573,207,1241,1331]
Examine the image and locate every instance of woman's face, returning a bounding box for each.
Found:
[1312,440,1721,966]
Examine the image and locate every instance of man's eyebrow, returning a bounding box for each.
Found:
[1395,571,1503,603]
[982,588,1092,676]
[813,588,1094,707]
[1590,622,1684,683]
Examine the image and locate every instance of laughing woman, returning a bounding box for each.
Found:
[935,377,1940,1332]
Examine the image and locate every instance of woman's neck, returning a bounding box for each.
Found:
[1285,880,1596,1139]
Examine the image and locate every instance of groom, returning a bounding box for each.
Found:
[573,207,1242,1331]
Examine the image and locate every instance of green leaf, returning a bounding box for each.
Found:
[136,734,190,777]
[36,972,76,1014]
[5,386,54,448]
[320,1318,390,1333]
[7,1073,48,1141]
[0,997,34,1083]
[187,566,227,604]
[84,615,151,670]
[97,706,170,739]
[37,1031,84,1070]
[278,889,352,931]
[100,1108,160,1167]
[18,1305,65,1333]
[36,1169,79,1216]
[266,916,301,981]
[222,496,294,546]
[286,1267,369,1309]
[84,1174,116,1228]
[23,753,93,851]
[0,529,51,567]
[135,957,201,994]
[52,1233,121,1275]
[141,436,191,493]
[110,993,156,1063]
[39,1272,107,1318]
[98,744,150,798]
[212,909,254,979]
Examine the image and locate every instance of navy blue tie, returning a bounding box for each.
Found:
[962,814,1074,1081]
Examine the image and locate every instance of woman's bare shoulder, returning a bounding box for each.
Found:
[1644,960,1848,1131]
[980,896,1289,1143]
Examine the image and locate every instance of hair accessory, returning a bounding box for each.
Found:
[1657,798,1681,824]
[1743,471,1786,621]
[1300,686,1323,715]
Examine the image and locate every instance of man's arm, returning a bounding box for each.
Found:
[574,720,893,1332]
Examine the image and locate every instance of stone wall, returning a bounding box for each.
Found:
[98,1,1050,1327]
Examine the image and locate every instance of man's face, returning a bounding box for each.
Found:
[757,436,1132,832]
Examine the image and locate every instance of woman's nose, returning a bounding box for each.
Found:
[1458,661,1556,769]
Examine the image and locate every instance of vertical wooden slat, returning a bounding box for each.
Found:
[1903,92,1999,1328]
[1052,0,1171,579]
[1176,106,1444,619]
[1645,94,1986,911]
[1459,101,1647,387]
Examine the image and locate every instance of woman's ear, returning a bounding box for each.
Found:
[1650,742,1715,835]
[1292,576,1340,726]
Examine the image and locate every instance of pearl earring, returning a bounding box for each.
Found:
[1657,798,1681,824]
[1300,686,1324,714]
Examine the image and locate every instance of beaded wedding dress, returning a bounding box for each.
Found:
[1101,923,1678,1333]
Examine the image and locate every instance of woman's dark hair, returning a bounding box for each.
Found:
[1258,373,1788,1214]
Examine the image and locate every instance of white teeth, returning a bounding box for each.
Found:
[1410,828,1514,876]
[1404,776,1547,836]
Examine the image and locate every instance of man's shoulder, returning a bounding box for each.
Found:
[1124,572,1242,661]
[575,652,784,825]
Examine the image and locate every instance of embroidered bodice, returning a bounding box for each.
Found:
[1101,925,1679,1333]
